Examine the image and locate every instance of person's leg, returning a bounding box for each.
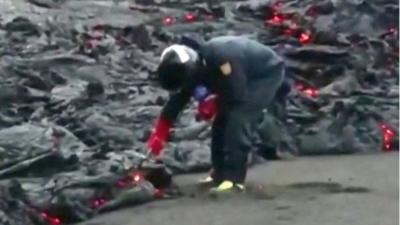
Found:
[209,113,227,184]
[221,109,261,185]
[219,66,286,187]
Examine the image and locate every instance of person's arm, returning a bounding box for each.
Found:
[159,87,192,122]
[147,80,195,157]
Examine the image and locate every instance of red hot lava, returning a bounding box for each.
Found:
[299,32,312,44]
[266,14,286,25]
[184,12,196,22]
[162,16,175,25]
[92,198,107,209]
[132,171,144,183]
[296,83,319,98]
[380,123,397,151]
[41,212,62,225]
[153,188,165,198]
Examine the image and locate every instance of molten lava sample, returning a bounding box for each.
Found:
[132,171,144,183]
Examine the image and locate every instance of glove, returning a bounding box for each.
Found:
[147,117,172,157]
[197,95,218,121]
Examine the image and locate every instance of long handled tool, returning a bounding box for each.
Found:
[124,150,155,171]
[137,151,153,170]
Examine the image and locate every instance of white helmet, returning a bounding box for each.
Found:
[157,44,200,91]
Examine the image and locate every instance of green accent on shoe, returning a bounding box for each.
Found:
[210,180,245,193]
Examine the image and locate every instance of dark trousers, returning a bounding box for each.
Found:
[210,66,285,184]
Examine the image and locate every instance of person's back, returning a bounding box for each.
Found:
[202,36,284,82]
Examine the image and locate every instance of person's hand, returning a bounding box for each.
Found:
[197,95,218,121]
[146,118,172,157]
[147,134,165,156]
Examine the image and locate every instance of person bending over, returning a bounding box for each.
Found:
[147,35,285,193]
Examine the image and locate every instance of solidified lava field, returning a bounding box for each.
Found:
[0,0,398,224]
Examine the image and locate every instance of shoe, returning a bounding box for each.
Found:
[197,175,214,184]
[209,180,245,193]
[197,168,217,184]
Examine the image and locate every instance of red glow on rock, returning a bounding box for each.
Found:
[153,188,164,198]
[92,198,107,208]
[116,172,144,188]
[41,212,61,225]
[132,172,143,183]
[299,32,312,44]
[184,13,196,22]
[388,27,397,34]
[266,14,285,25]
[296,83,319,98]
[380,123,396,152]
[385,129,394,136]
[303,88,319,98]
[163,16,175,25]
[384,136,390,142]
